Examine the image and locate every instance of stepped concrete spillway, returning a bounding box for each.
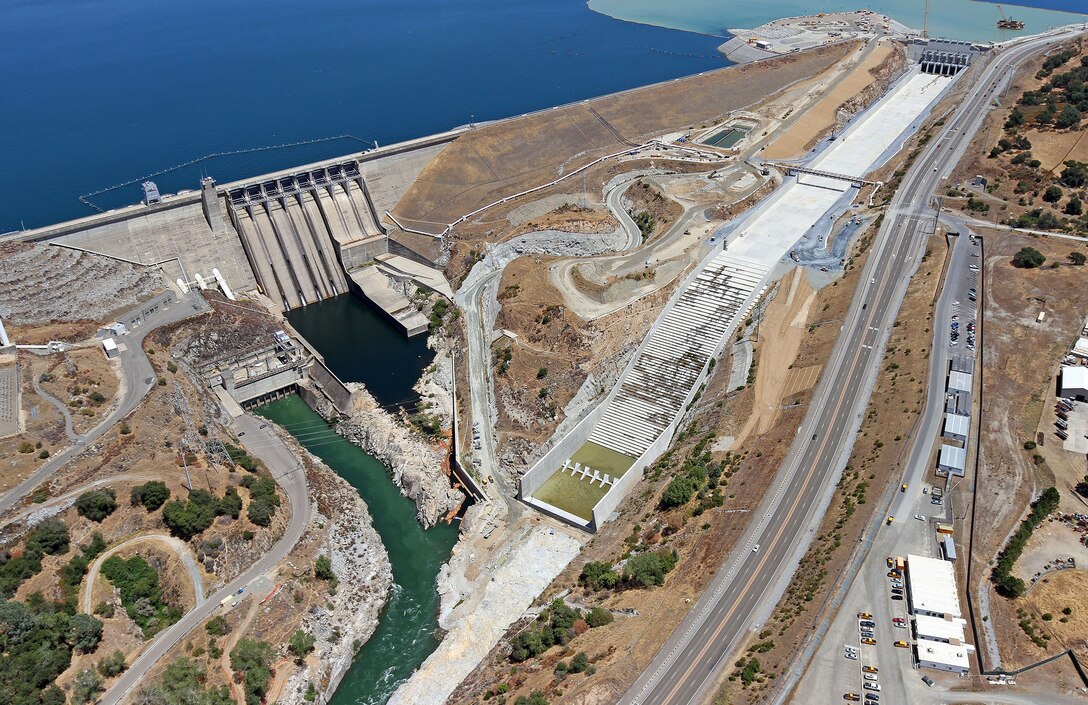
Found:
[521,69,953,531]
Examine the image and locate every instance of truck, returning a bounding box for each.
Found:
[895,556,906,572]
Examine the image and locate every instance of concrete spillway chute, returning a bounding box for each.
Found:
[212,268,236,301]
[0,316,11,348]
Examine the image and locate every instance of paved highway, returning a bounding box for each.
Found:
[0,293,209,516]
[620,28,1081,705]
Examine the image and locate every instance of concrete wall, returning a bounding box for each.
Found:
[519,398,610,500]
[340,234,389,270]
[308,358,354,413]
[17,197,257,295]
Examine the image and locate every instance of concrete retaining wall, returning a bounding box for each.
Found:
[340,234,389,270]
[309,358,354,413]
[519,398,610,499]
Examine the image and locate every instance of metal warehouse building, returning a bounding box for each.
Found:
[907,555,975,674]
[916,640,974,674]
[943,412,970,442]
[906,554,961,618]
[938,443,967,476]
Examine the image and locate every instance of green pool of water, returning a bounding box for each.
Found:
[255,396,459,705]
[532,441,636,521]
[703,127,747,148]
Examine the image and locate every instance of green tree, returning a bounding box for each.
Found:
[131,481,171,511]
[205,615,230,636]
[1060,160,1087,188]
[514,692,549,705]
[75,488,118,522]
[68,613,104,653]
[1069,251,1086,266]
[97,649,127,677]
[569,651,590,673]
[585,607,614,628]
[137,658,233,705]
[314,555,336,582]
[623,550,679,588]
[1012,247,1046,268]
[1065,197,1083,216]
[1043,185,1063,203]
[659,475,698,509]
[288,630,316,662]
[230,639,274,705]
[71,668,104,704]
[1056,105,1082,129]
[579,562,618,591]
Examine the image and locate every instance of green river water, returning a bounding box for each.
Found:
[255,395,459,705]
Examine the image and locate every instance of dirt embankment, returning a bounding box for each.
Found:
[764,41,905,160]
[392,42,857,230]
[972,230,1088,669]
[621,179,683,242]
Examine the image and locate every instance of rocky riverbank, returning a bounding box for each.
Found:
[278,447,393,705]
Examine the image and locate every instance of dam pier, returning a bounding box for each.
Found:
[11,131,461,336]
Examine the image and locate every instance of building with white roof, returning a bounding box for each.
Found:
[101,338,119,359]
[938,444,966,477]
[915,614,968,644]
[947,370,972,394]
[916,639,974,674]
[1061,366,1088,401]
[906,554,961,618]
[1070,337,1088,361]
[943,413,969,441]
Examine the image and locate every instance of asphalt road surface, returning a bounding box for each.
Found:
[0,293,209,516]
[620,27,1081,705]
[98,413,310,705]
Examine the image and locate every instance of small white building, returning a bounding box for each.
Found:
[906,554,962,618]
[102,338,119,359]
[947,370,972,394]
[105,322,127,337]
[916,639,974,674]
[1070,337,1088,361]
[1061,366,1088,401]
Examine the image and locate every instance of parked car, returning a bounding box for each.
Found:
[844,694,861,702]
[862,637,877,645]
[863,665,879,674]
[864,683,881,692]
[894,640,909,648]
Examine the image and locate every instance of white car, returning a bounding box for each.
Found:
[753,544,760,553]
[864,673,879,681]
[864,683,881,692]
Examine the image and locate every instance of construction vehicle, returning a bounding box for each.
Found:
[996,5,1024,30]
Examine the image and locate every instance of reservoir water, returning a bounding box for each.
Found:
[589,0,1087,45]
[1,0,726,231]
[255,395,459,705]
[286,295,434,410]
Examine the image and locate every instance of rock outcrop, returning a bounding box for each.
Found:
[279,451,393,705]
[337,383,464,528]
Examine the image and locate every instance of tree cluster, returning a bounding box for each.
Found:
[162,487,243,540]
[229,638,275,705]
[75,488,118,522]
[508,599,607,663]
[0,519,70,597]
[239,475,280,527]
[991,487,1060,598]
[131,481,171,511]
[100,555,181,637]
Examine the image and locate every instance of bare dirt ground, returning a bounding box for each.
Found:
[393,42,856,230]
[1022,568,1088,661]
[971,228,1088,668]
[37,347,121,435]
[491,255,671,464]
[763,42,902,160]
[622,179,683,242]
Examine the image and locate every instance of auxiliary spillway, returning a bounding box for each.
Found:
[521,68,954,530]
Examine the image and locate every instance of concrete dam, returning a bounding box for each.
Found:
[10,131,458,333]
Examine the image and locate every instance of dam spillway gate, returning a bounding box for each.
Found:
[226,160,387,311]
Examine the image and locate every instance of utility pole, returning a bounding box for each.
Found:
[923,0,930,40]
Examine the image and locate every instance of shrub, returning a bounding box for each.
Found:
[230,639,275,705]
[579,562,618,591]
[992,488,1060,598]
[585,607,613,628]
[68,613,104,653]
[97,649,127,677]
[1012,247,1046,268]
[315,555,336,582]
[1043,185,1063,203]
[1068,250,1086,265]
[131,481,171,511]
[288,630,316,662]
[205,615,230,636]
[245,476,281,527]
[623,550,678,588]
[75,488,118,522]
[72,668,104,704]
[100,555,180,637]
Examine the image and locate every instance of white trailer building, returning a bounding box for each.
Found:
[1061,366,1088,401]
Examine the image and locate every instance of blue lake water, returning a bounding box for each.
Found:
[589,0,1087,44]
[1,0,726,232]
